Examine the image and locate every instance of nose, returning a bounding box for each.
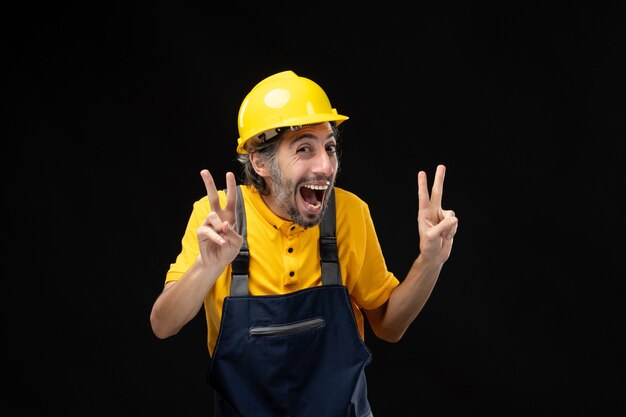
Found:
[312,149,335,177]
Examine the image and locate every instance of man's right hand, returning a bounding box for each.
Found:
[197,169,244,270]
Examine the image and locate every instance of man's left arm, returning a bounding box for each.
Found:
[364,165,458,342]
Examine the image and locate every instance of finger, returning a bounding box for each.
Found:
[417,171,430,210]
[201,169,221,211]
[448,221,458,240]
[217,220,242,244]
[223,172,237,213]
[433,216,458,241]
[430,164,446,209]
[199,214,235,245]
[197,223,226,245]
[203,211,225,230]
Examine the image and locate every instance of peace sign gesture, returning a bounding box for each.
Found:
[196,169,244,271]
[417,165,458,264]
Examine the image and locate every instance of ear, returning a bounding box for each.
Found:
[250,152,271,176]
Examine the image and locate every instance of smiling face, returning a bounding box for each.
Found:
[250,122,339,228]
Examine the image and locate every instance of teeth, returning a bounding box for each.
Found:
[303,184,328,190]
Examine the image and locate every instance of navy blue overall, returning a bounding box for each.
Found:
[207,186,374,417]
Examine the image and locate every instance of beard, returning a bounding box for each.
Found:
[269,161,333,228]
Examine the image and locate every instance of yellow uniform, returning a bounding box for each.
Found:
[166,184,400,356]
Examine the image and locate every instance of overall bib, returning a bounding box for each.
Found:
[207,187,374,417]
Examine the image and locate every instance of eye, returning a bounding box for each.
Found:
[296,145,312,153]
[326,144,337,154]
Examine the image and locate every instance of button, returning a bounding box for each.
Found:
[289,271,294,277]
[288,247,293,253]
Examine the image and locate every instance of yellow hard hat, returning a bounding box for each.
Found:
[236,70,349,154]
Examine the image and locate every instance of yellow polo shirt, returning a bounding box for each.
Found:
[166,185,400,356]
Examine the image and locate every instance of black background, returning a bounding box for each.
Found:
[5,2,625,416]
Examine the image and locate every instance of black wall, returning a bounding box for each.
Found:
[6,2,625,416]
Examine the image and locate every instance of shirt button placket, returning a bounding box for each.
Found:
[285,233,298,287]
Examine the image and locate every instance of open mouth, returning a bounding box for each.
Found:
[298,183,328,212]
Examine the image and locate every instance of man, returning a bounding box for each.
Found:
[150,70,458,416]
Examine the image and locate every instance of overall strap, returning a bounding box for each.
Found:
[319,188,342,285]
[229,186,341,296]
[230,185,249,296]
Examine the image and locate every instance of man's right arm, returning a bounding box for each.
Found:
[149,256,224,339]
[151,170,242,339]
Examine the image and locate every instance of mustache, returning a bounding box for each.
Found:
[296,175,334,187]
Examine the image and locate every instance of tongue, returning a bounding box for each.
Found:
[300,187,318,205]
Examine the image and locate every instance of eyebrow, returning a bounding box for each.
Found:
[290,131,337,146]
